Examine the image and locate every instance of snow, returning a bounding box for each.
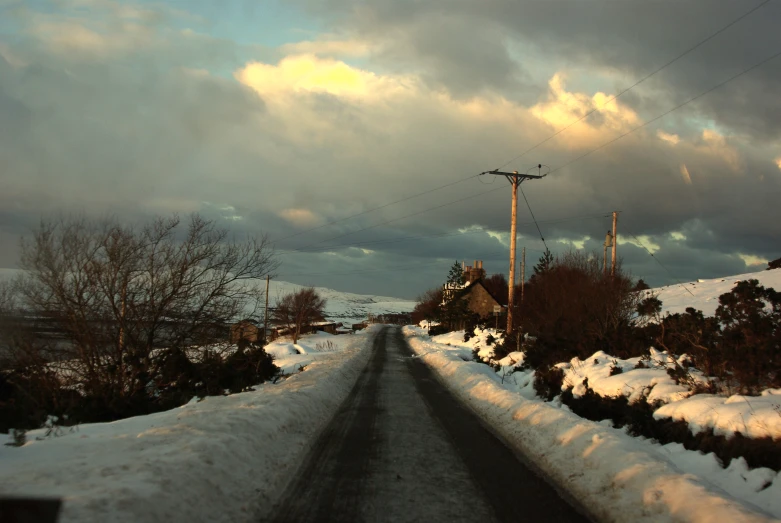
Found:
[0,268,416,326]
[264,280,415,325]
[403,326,781,522]
[0,327,380,523]
[562,350,694,404]
[654,392,781,440]
[652,268,781,318]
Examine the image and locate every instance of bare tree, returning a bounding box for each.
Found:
[272,288,326,343]
[9,213,278,418]
[411,287,443,325]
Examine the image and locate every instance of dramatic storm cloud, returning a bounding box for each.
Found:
[0,0,779,298]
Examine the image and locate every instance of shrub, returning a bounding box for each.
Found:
[428,324,450,336]
[520,250,646,364]
[1,213,278,427]
[5,428,26,447]
[533,365,565,401]
[561,383,781,471]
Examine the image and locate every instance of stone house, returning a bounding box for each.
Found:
[230,319,262,344]
[457,280,504,319]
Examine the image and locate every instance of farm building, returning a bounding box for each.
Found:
[229,320,263,344]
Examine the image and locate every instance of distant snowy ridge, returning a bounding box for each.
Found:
[263,280,415,325]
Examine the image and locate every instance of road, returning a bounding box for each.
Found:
[265,326,589,522]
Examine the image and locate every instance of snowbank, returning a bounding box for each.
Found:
[0,327,380,523]
[403,326,779,523]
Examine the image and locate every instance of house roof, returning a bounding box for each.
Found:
[456,279,505,307]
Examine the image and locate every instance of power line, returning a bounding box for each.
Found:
[519,184,549,253]
[281,42,781,257]
[277,213,609,255]
[269,1,772,254]
[269,173,481,246]
[277,259,448,278]
[623,227,696,298]
[495,0,772,171]
[272,5,778,277]
[283,185,505,253]
[549,46,781,176]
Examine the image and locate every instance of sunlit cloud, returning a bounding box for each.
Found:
[657,130,680,145]
[700,129,741,172]
[556,235,590,250]
[680,164,693,185]
[530,73,641,150]
[738,254,769,267]
[623,235,661,254]
[279,37,374,58]
[278,208,322,228]
[235,54,415,100]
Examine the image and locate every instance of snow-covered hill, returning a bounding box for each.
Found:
[652,268,781,317]
[0,268,415,326]
[265,280,415,325]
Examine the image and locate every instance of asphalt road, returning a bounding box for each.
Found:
[265,326,589,523]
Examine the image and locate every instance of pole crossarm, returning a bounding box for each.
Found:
[480,170,545,184]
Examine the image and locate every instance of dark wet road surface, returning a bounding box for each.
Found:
[265,326,589,523]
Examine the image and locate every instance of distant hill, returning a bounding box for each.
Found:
[0,268,416,326]
[265,280,415,325]
[652,268,781,317]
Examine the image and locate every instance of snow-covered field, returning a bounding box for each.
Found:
[404,326,781,522]
[652,268,781,318]
[266,280,415,325]
[0,328,379,523]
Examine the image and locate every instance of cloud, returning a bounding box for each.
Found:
[279,37,373,58]
[530,74,641,150]
[278,208,322,228]
[738,253,769,267]
[657,130,680,145]
[680,164,693,185]
[1,0,780,298]
[699,129,741,172]
[235,54,415,100]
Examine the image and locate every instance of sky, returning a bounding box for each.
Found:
[1,0,780,300]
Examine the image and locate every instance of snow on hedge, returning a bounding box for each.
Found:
[404,326,781,522]
[0,327,379,523]
[561,350,697,404]
[555,350,781,440]
[653,390,781,440]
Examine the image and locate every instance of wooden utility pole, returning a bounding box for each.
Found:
[611,211,618,276]
[264,275,270,344]
[508,179,519,333]
[480,167,546,334]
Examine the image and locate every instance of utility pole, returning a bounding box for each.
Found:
[264,275,270,344]
[611,211,619,276]
[480,166,546,334]
[603,230,612,276]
